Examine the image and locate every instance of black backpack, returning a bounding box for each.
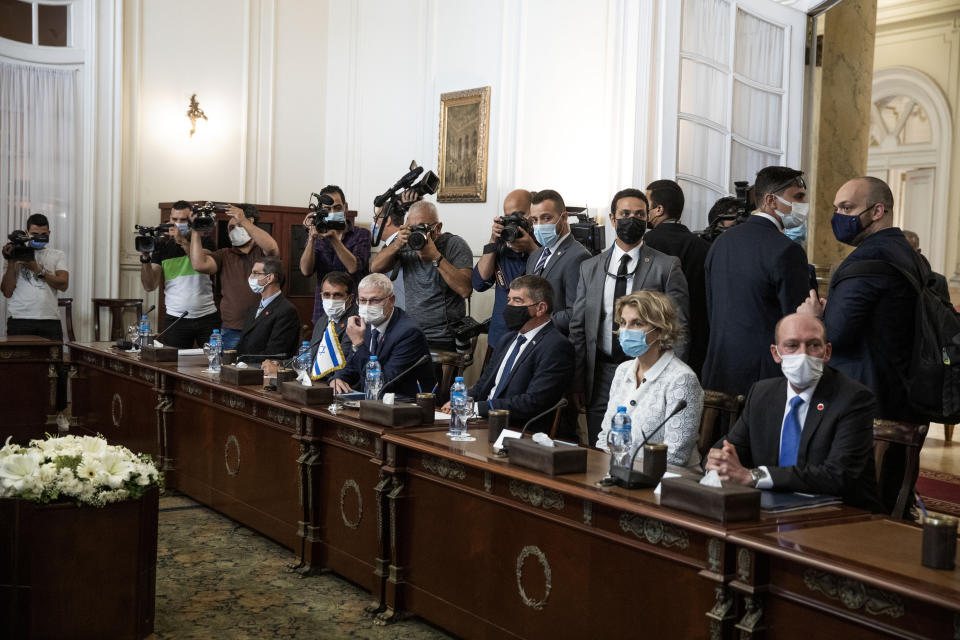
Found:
[833,258,960,423]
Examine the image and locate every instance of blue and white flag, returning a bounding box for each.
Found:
[311,322,346,380]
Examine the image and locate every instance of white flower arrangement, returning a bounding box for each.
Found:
[0,434,162,507]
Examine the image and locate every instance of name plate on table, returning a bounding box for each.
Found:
[359,400,424,427]
[280,380,333,405]
[220,365,264,386]
[659,476,760,523]
[139,345,178,362]
[505,437,587,476]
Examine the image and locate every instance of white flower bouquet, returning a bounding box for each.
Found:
[0,434,162,507]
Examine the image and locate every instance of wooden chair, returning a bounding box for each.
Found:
[58,298,75,343]
[697,390,746,459]
[873,419,929,520]
[431,336,479,404]
[92,298,143,342]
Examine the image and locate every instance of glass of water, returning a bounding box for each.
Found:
[450,397,476,442]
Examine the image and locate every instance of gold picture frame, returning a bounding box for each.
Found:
[437,86,491,202]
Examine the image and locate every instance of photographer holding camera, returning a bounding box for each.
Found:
[188,204,278,350]
[299,185,370,323]
[1,213,69,339]
[140,200,220,348]
[370,200,473,351]
[473,189,538,360]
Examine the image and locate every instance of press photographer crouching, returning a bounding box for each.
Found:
[139,200,220,348]
[1,213,69,339]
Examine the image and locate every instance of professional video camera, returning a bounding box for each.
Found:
[733,181,753,223]
[450,316,490,354]
[568,208,605,256]
[305,192,344,233]
[4,230,49,262]
[370,160,440,246]
[133,223,173,254]
[190,201,228,233]
[498,211,529,244]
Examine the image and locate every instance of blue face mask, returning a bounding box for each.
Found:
[784,224,806,245]
[28,239,48,249]
[618,328,655,357]
[831,205,873,246]
[175,222,190,236]
[533,223,558,247]
[328,211,346,223]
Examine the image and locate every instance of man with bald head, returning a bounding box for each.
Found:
[706,313,883,512]
[473,189,538,360]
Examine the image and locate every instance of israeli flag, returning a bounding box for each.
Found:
[311,322,346,380]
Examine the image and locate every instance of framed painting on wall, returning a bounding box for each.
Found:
[437,86,491,203]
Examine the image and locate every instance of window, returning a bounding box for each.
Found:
[0,0,70,47]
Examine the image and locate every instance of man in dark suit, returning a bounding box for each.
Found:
[702,166,811,396]
[308,271,358,361]
[524,189,591,334]
[706,313,883,513]
[642,179,710,377]
[236,256,300,360]
[443,275,575,436]
[569,188,690,444]
[331,273,435,397]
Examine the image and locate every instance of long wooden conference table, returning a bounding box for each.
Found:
[42,342,960,638]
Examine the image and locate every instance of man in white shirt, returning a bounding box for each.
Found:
[1,213,69,340]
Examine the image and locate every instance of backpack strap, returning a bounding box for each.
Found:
[832,258,923,294]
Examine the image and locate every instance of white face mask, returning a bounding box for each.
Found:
[248,276,266,294]
[229,226,251,246]
[359,304,385,325]
[777,349,824,389]
[322,298,347,320]
[776,195,809,229]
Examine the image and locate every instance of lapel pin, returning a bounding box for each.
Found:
[644,257,650,262]
[817,402,824,411]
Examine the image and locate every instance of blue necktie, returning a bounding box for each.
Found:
[534,247,551,275]
[779,395,805,466]
[370,328,381,355]
[492,335,526,398]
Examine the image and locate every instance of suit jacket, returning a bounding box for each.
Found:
[568,242,690,401]
[525,234,591,334]
[720,367,884,513]
[643,221,710,376]
[332,306,435,397]
[308,303,358,377]
[824,228,926,422]
[471,322,575,434]
[235,294,301,359]
[702,215,810,396]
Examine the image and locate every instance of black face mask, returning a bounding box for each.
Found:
[503,304,533,331]
[616,217,647,245]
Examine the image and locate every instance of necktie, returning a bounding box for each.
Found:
[370,328,381,355]
[534,247,552,275]
[611,254,631,360]
[492,334,527,398]
[779,395,805,466]
[256,303,265,318]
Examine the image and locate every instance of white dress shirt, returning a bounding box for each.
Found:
[755,379,820,488]
[488,320,551,401]
[752,211,783,230]
[601,242,641,355]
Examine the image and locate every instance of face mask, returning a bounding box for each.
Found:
[777,350,824,389]
[619,328,656,357]
[831,205,874,246]
[228,226,251,246]
[328,211,346,223]
[248,276,266,294]
[776,196,808,229]
[503,304,532,331]
[175,222,190,236]
[28,239,48,249]
[616,217,647,245]
[784,224,806,245]
[322,298,347,320]
[359,304,385,324]
[533,223,558,248]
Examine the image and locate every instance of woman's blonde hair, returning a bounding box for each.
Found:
[614,290,683,351]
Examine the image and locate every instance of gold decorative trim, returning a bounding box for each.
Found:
[508,480,564,511]
[339,479,363,530]
[111,393,123,428]
[737,548,751,582]
[222,393,245,411]
[182,381,204,397]
[437,86,491,203]
[266,406,297,428]
[516,545,551,611]
[735,595,764,634]
[337,425,370,448]
[483,471,493,493]
[224,435,240,476]
[708,538,723,574]
[583,500,593,526]
[803,570,904,618]
[619,513,689,549]
[422,454,466,480]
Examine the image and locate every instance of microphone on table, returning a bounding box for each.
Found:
[519,398,568,436]
[152,310,189,345]
[377,354,431,399]
[113,304,158,349]
[624,400,687,469]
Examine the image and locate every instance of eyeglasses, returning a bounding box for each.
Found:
[357,296,388,305]
[250,271,267,277]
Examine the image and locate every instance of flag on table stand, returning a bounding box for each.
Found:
[311,322,346,380]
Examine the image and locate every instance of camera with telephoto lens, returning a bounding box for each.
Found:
[450,316,490,354]
[133,223,173,254]
[370,160,440,246]
[190,201,228,233]
[568,209,605,256]
[498,211,529,244]
[306,192,345,233]
[5,230,49,262]
[406,223,435,251]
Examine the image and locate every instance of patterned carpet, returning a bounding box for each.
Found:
[147,493,451,640]
[916,469,960,518]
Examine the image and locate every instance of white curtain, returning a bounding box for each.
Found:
[0,60,77,337]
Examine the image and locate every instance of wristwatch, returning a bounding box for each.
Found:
[139,255,152,264]
[431,256,443,268]
[482,243,497,255]
[749,468,764,488]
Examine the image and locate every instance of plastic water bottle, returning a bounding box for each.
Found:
[449,376,468,434]
[609,406,633,467]
[209,329,222,372]
[364,356,382,400]
[137,315,150,349]
[296,341,312,375]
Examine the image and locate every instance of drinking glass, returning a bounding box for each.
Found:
[451,397,476,442]
[201,342,217,373]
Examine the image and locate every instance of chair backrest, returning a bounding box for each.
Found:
[92,298,144,342]
[873,419,929,519]
[697,390,746,458]
[58,298,75,343]
[431,335,479,404]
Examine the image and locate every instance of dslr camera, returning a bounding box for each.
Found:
[5,230,49,262]
[498,211,529,244]
[306,192,345,233]
[371,160,440,245]
[133,223,173,254]
[190,201,228,233]
[406,223,435,251]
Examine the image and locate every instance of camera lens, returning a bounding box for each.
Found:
[500,226,519,243]
[407,231,426,251]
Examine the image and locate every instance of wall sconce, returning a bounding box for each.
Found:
[186,94,207,137]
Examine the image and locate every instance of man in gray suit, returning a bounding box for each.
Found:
[525,189,591,334]
[569,188,690,445]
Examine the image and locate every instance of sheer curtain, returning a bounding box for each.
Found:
[0,61,77,337]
